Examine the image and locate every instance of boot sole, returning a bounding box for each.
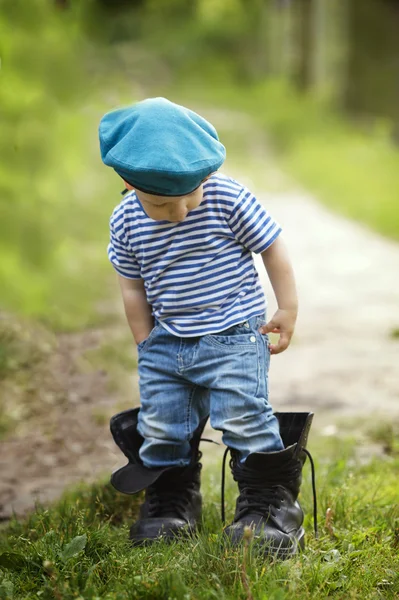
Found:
[263,527,306,560]
[130,526,197,547]
[276,527,305,560]
[224,527,306,560]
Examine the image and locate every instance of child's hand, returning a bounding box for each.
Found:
[258,308,297,355]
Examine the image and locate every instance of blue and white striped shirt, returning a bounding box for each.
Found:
[108,173,281,337]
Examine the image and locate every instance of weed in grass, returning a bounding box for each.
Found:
[390,327,399,339]
[366,422,399,456]
[91,409,109,427]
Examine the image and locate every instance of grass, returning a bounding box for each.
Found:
[1,434,398,599]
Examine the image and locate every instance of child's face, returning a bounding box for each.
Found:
[123,177,210,223]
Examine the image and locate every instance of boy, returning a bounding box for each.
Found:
[100,97,313,557]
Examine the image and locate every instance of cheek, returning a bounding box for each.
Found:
[187,196,202,211]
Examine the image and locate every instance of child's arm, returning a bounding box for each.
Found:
[118,276,154,345]
[260,236,298,355]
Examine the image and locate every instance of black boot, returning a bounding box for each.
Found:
[224,412,314,558]
[110,408,208,545]
[129,460,202,545]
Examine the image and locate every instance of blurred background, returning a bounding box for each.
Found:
[1,0,399,519]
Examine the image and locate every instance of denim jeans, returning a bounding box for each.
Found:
[136,314,284,467]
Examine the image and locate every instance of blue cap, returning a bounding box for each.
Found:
[99,97,226,196]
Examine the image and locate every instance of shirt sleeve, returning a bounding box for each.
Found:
[228,187,282,253]
[107,218,141,280]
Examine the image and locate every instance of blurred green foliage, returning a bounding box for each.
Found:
[0,0,117,330]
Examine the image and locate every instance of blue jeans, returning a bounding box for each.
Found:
[136,315,284,467]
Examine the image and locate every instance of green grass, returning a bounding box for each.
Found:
[1,435,398,599]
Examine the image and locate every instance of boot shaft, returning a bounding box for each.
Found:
[110,407,208,494]
[232,412,314,499]
[274,412,313,460]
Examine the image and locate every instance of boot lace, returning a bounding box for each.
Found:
[220,447,318,538]
[146,460,202,519]
[154,438,318,538]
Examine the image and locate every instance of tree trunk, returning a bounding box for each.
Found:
[294,0,313,90]
[344,0,399,123]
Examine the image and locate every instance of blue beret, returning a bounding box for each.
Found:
[99,97,226,196]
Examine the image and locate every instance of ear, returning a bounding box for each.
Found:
[122,179,135,190]
[202,171,216,183]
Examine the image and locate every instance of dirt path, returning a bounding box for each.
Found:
[0,324,136,521]
[255,189,399,423]
[1,110,399,522]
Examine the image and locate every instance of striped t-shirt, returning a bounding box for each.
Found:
[108,173,281,337]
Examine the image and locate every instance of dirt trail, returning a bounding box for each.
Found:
[254,189,399,423]
[0,326,134,521]
[1,111,399,522]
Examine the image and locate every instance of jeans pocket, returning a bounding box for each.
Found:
[137,325,160,355]
[205,331,259,350]
[137,339,147,352]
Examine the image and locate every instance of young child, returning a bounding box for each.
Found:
[100,97,313,557]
